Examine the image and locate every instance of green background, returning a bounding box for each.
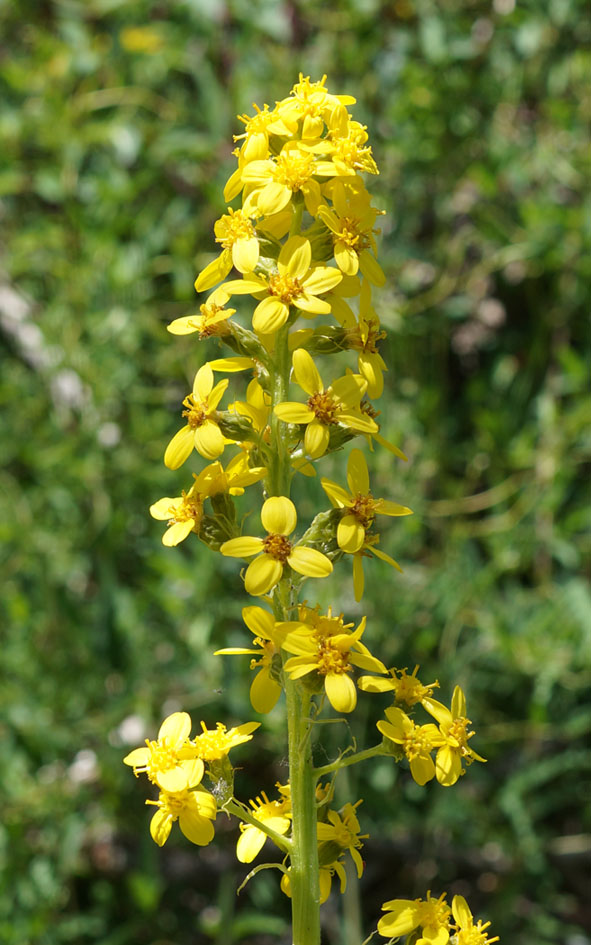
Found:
[1,1,590,943]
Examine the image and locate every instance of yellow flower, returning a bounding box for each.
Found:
[197,453,266,497]
[422,686,486,786]
[358,664,440,704]
[236,785,291,863]
[378,891,452,944]
[325,117,379,176]
[214,605,289,713]
[167,292,235,338]
[123,712,204,792]
[241,143,324,217]
[146,784,217,847]
[377,707,445,786]
[321,448,412,553]
[164,363,230,467]
[275,349,377,459]
[317,800,367,882]
[220,496,333,596]
[149,480,205,547]
[233,102,297,162]
[276,74,356,139]
[282,613,387,713]
[332,281,388,397]
[191,720,260,761]
[451,895,499,945]
[318,178,384,282]
[223,236,342,335]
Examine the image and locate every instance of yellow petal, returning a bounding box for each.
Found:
[252,296,289,334]
[149,496,179,520]
[347,449,369,495]
[242,605,276,639]
[274,402,315,424]
[435,746,462,786]
[163,520,195,546]
[150,809,172,846]
[359,250,386,286]
[123,747,150,767]
[257,181,291,216]
[261,496,297,536]
[337,514,365,553]
[279,235,311,280]
[377,903,419,937]
[179,808,215,846]
[232,237,259,273]
[452,895,472,929]
[158,711,192,742]
[156,766,189,793]
[193,363,214,400]
[245,555,283,596]
[353,554,365,601]
[194,420,225,460]
[409,755,436,786]
[357,675,396,693]
[301,266,343,296]
[304,420,330,458]
[194,252,232,292]
[164,425,195,470]
[325,672,357,713]
[250,670,281,714]
[220,537,264,558]
[320,478,351,508]
[292,348,323,395]
[334,241,359,275]
[287,546,333,578]
[236,825,267,863]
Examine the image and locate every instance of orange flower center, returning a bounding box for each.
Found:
[263,533,292,562]
[168,492,203,529]
[267,272,304,305]
[272,149,315,191]
[182,394,208,428]
[350,493,376,529]
[316,639,352,676]
[307,391,339,424]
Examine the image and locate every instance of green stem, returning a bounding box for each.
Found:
[313,742,387,778]
[266,193,320,945]
[285,677,321,945]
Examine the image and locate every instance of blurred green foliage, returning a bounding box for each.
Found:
[1,1,590,943]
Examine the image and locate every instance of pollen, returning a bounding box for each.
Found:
[345,318,385,354]
[182,394,208,428]
[402,725,435,762]
[144,740,181,781]
[415,894,451,932]
[350,493,376,529]
[316,639,351,677]
[215,208,256,248]
[262,533,292,562]
[272,149,315,191]
[168,492,203,528]
[448,716,475,755]
[307,391,339,424]
[267,272,304,305]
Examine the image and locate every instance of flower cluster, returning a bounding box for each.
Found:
[378,891,498,944]
[123,75,494,945]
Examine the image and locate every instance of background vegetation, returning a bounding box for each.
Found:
[1,1,590,943]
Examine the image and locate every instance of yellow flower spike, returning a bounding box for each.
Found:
[234,101,297,162]
[377,706,445,786]
[422,686,486,786]
[220,496,333,597]
[282,614,387,714]
[275,350,376,459]
[146,784,217,847]
[236,787,291,863]
[214,605,288,713]
[164,363,230,468]
[123,711,204,792]
[321,448,412,553]
[451,895,500,945]
[222,236,342,336]
[378,892,452,943]
[358,664,440,703]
